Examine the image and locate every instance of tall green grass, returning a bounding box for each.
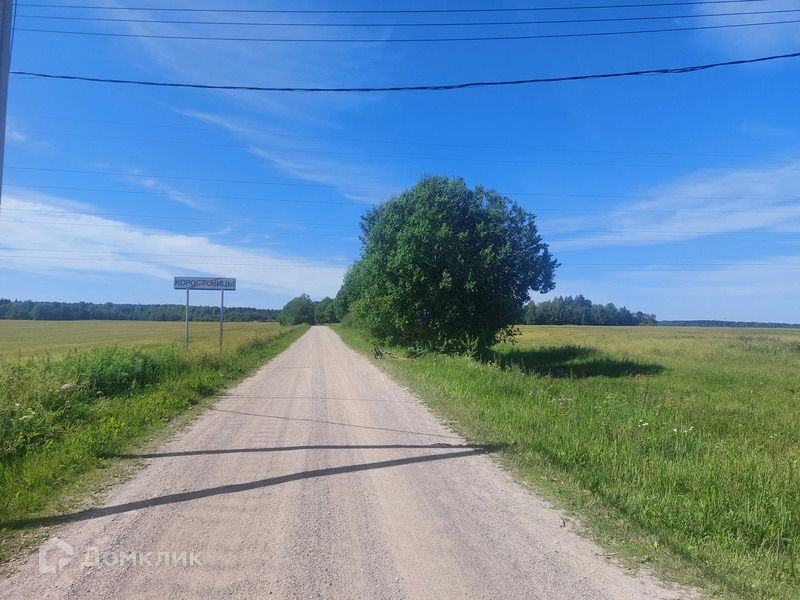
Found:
[0,326,307,561]
[335,325,800,599]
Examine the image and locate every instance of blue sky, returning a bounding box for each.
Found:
[2,0,799,321]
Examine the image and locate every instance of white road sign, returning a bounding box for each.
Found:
[174,277,236,291]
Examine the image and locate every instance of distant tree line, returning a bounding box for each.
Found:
[278,294,339,326]
[521,295,656,326]
[658,320,800,329]
[0,299,279,322]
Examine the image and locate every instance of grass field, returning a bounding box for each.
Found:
[0,321,306,563]
[0,320,283,360]
[336,324,800,599]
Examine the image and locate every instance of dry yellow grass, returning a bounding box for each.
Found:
[0,320,284,360]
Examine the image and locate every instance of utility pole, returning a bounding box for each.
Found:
[0,0,13,212]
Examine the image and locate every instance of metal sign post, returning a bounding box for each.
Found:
[174,277,237,351]
[185,289,190,350]
[219,290,225,352]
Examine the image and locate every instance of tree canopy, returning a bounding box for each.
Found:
[278,294,340,326]
[522,295,656,326]
[314,297,337,324]
[336,175,558,353]
[278,294,315,326]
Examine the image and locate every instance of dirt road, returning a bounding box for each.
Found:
[2,326,692,599]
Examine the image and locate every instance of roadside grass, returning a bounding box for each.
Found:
[0,320,284,360]
[334,324,800,599]
[0,324,307,563]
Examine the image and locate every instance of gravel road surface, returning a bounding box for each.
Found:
[2,326,694,599]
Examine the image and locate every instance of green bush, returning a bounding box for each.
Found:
[59,346,185,396]
[0,347,188,463]
[278,294,315,326]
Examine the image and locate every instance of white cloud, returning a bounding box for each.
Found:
[649,255,800,320]
[80,2,403,203]
[124,174,204,210]
[107,1,389,124]
[248,147,395,204]
[740,121,797,139]
[693,0,800,53]
[540,253,800,322]
[548,159,800,251]
[179,110,398,203]
[0,192,346,298]
[7,129,52,152]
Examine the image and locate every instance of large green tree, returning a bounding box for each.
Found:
[278,294,315,326]
[334,262,365,323]
[314,297,338,324]
[342,175,558,353]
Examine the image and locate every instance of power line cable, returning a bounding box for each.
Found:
[0,250,348,266]
[9,246,800,262]
[6,245,800,264]
[14,1,769,14]
[7,249,799,268]
[4,165,361,188]
[11,50,800,93]
[3,182,363,205]
[5,203,800,229]
[0,164,771,196]
[3,223,793,245]
[5,221,798,235]
[5,218,797,235]
[0,208,350,227]
[6,179,800,205]
[2,254,795,272]
[1,220,357,237]
[6,202,799,218]
[0,247,348,258]
[16,18,800,43]
[5,208,798,241]
[9,116,777,160]
[16,8,800,27]
[7,131,777,169]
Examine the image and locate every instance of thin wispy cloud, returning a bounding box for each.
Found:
[616,254,800,321]
[248,147,395,204]
[80,2,403,204]
[106,0,387,125]
[647,256,800,296]
[0,192,346,298]
[7,129,52,153]
[740,122,797,139]
[123,173,204,210]
[549,159,800,251]
[180,109,398,203]
[541,253,800,321]
[693,0,800,53]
